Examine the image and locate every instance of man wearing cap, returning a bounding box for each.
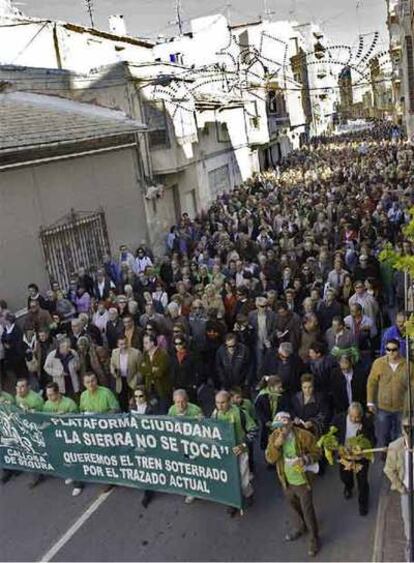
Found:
[266,411,321,557]
[384,417,414,561]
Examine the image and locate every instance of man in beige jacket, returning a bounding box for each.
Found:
[384,418,413,562]
[367,339,410,450]
[110,336,142,412]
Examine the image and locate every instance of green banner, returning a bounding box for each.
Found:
[0,405,243,508]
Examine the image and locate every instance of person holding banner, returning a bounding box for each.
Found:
[0,386,16,485]
[212,390,255,516]
[168,389,203,504]
[15,377,44,412]
[80,372,120,415]
[0,387,14,405]
[168,388,203,419]
[37,382,79,495]
[43,382,78,414]
[130,385,158,508]
[230,387,258,475]
[15,377,45,489]
[72,373,120,497]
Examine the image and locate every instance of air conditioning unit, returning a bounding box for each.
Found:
[145,184,164,200]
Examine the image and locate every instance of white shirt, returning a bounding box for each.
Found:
[235,271,245,287]
[257,311,267,348]
[93,311,109,334]
[345,415,361,441]
[97,280,107,298]
[134,256,152,274]
[119,351,128,378]
[343,370,353,405]
[133,403,147,415]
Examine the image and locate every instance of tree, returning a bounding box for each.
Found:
[380,207,414,336]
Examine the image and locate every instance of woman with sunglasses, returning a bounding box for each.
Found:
[145,320,168,351]
[130,386,157,508]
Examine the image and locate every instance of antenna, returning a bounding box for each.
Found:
[176,0,183,35]
[84,0,95,27]
[225,1,232,23]
[263,0,270,19]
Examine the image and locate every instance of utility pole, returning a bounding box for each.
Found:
[84,0,94,28]
[263,0,270,19]
[176,0,183,35]
[225,1,232,23]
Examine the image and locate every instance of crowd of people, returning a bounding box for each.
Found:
[0,123,413,558]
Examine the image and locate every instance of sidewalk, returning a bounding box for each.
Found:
[373,475,406,562]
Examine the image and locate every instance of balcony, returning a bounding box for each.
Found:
[390,39,402,52]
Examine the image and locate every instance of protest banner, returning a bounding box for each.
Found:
[0,405,243,508]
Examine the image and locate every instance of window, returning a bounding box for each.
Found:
[267,90,287,116]
[39,210,110,290]
[208,165,231,198]
[144,101,170,148]
[217,122,230,142]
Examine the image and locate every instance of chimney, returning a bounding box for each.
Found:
[109,14,127,35]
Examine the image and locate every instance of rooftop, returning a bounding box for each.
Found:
[0,91,146,150]
[0,91,146,163]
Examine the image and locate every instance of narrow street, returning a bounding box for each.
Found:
[0,452,382,562]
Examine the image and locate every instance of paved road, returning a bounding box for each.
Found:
[0,452,383,562]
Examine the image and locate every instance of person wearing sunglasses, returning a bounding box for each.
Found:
[130,385,154,415]
[130,386,157,509]
[367,338,412,452]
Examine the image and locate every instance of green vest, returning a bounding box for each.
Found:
[0,391,14,405]
[15,390,44,412]
[168,403,203,418]
[80,386,119,414]
[283,434,307,486]
[212,405,246,445]
[44,396,78,414]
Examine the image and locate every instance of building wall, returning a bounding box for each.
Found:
[0,21,153,72]
[0,147,147,309]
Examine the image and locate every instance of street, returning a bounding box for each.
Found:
[0,452,382,562]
